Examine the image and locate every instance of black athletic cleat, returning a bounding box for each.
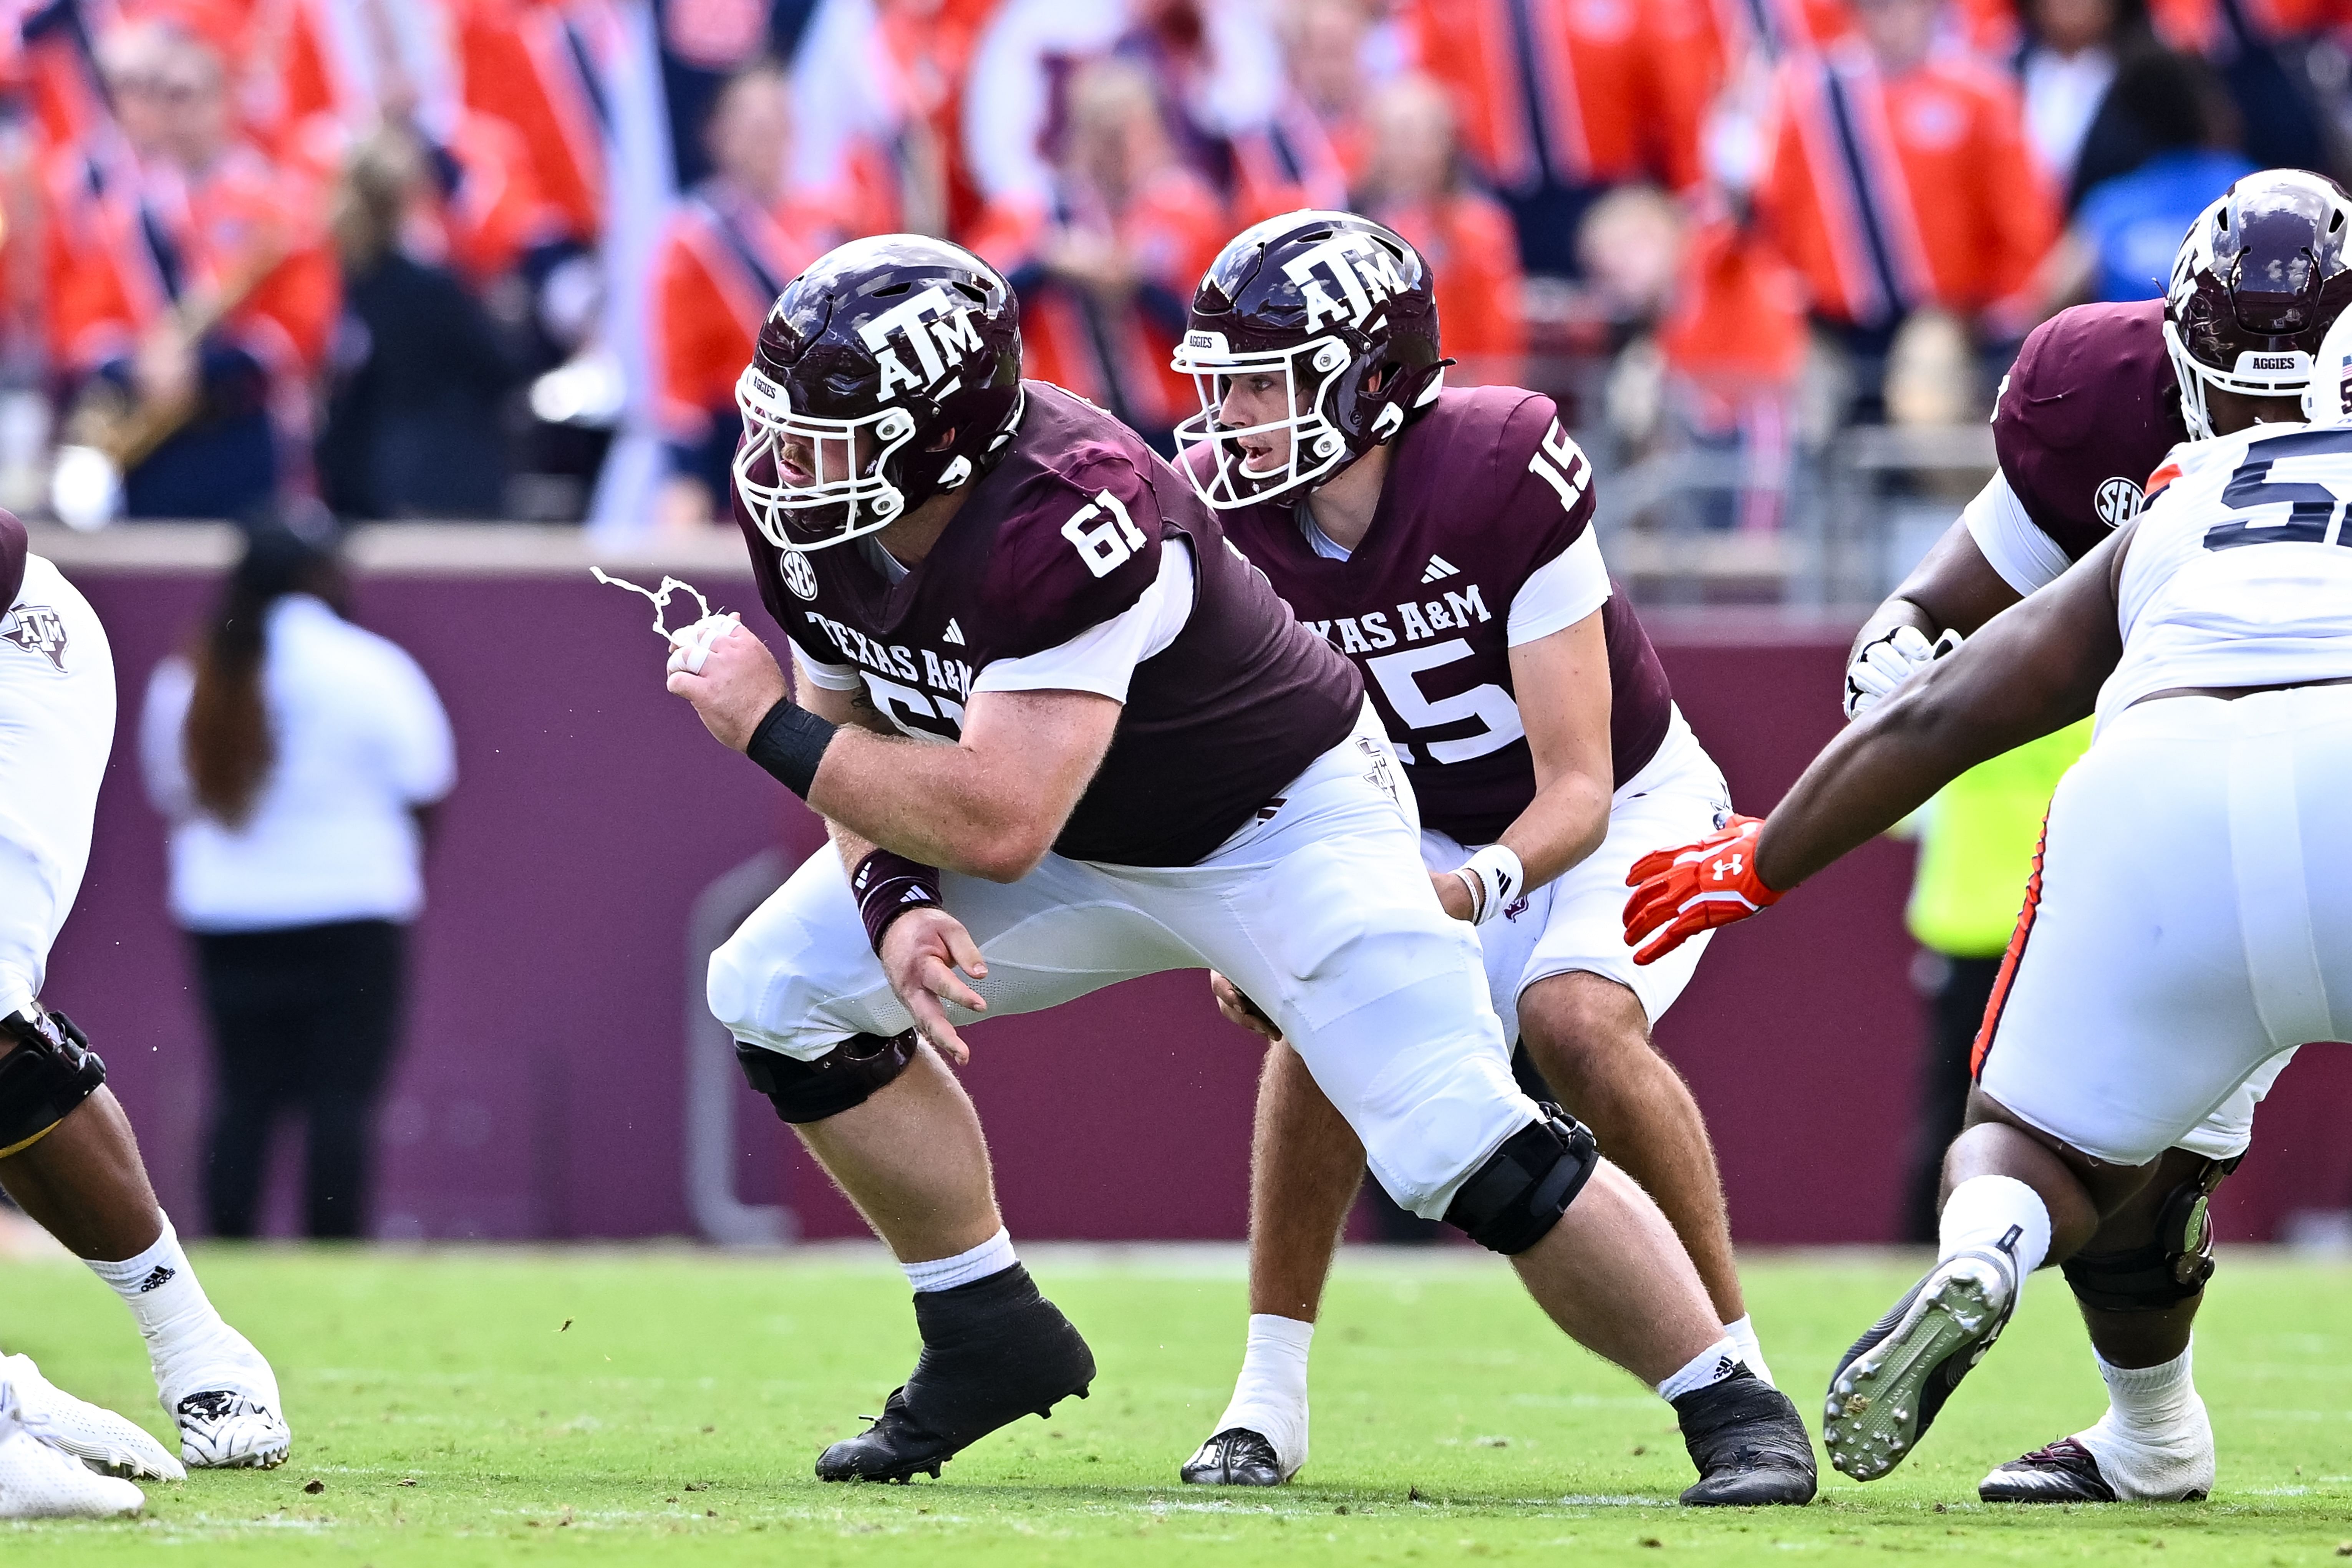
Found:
[815,1265,1094,1484]
[1180,1427,1285,1487]
[1979,1438,2123,1502]
[1672,1366,1818,1506]
[1823,1231,2020,1482]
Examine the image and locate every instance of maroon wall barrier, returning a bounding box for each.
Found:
[45,568,2350,1246]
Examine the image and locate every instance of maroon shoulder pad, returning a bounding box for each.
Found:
[1993,299,2185,563]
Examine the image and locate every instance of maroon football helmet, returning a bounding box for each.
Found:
[734,235,1024,550]
[1173,211,1447,509]
[2165,169,2352,438]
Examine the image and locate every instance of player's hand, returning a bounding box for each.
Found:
[1843,626,1962,719]
[1208,970,1282,1043]
[665,618,786,750]
[1621,813,1781,965]
[878,906,989,1066]
[1430,870,1475,923]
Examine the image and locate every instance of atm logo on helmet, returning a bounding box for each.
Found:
[861,286,986,403]
[1283,232,1411,333]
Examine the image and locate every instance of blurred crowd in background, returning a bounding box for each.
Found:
[0,0,2345,540]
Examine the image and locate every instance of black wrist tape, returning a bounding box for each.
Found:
[744,697,837,799]
[850,849,943,953]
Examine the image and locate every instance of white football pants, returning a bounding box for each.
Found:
[1976,687,2352,1168]
[0,557,114,1021]
[712,702,1542,1219]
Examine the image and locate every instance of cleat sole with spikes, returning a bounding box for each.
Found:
[1824,1244,2016,1483]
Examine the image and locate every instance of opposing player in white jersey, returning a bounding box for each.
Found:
[1827,170,2352,1503]
[1623,305,2352,1492]
[0,512,291,1488]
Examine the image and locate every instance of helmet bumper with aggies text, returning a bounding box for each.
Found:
[734,234,1024,552]
[2165,169,2352,440]
[1172,211,1447,510]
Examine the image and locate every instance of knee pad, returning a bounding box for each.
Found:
[0,1008,107,1158]
[2060,1154,2241,1313]
[1442,1106,1599,1256]
[736,1031,916,1124]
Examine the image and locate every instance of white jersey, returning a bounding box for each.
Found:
[2097,423,2352,729]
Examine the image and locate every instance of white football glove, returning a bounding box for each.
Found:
[1843,625,1962,719]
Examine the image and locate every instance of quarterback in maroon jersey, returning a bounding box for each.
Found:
[1835,170,2352,1504]
[657,234,1815,1501]
[1165,212,1759,1490]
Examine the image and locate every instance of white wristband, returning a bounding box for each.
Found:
[1454,845,1526,925]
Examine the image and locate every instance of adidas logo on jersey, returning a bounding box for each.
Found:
[943,619,965,645]
[1419,555,1459,584]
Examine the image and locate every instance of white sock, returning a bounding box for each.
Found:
[81,1214,224,1354]
[2094,1342,2199,1437]
[1212,1314,1313,1475]
[1722,1315,1774,1388]
[902,1228,1016,1293]
[1654,1335,1744,1402]
[2079,1341,2214,1498]
[1938,1175,2052,1277]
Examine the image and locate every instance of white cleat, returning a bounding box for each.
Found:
[0,1386,144,1518]
[0,1354,183,1482]
[157,1331,290,1470]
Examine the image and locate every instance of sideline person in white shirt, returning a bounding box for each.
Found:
[140,524,453,1241]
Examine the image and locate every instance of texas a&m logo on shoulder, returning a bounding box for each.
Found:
[2094,476,2144,529]
[1283,230,1413,333]
[862,286,986,403]
[0,603,68,670]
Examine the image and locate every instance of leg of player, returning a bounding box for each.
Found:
[1823,1089,2143,1482]
[1183,1041,1364,1487]
[0,1083,291,1470]
[761,1039,1095,1483]
[1515,973,1762,1381]
[1979,1144,2224,1503]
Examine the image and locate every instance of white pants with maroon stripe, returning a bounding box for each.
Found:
[0,557,114,1021]
[711,701,1543,1219]
[1973,689,2351,1168]
[1420,704,1730,1047]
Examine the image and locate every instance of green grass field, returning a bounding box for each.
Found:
[1,1243,2347,1564]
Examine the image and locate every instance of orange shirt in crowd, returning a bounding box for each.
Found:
[44,139,337,393]
[456,0,601,247]
[966,167,1226,442]
[648,181,837,444]
[1230,94,1366,229]
[1758,39,2055,327]
[264,0,550,282]
[1401,0,1703,194]
[1366,190,1525,386]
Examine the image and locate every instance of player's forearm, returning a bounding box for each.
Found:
[1497,771,1611,891]
[806,730,1063,882]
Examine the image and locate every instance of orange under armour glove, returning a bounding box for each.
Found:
[1621,814,1782,966]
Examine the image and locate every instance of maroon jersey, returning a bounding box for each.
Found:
[1212,386,1676,846]
[1993,298,2187,563]
[735,381,1364,868]
[0,511,22,608]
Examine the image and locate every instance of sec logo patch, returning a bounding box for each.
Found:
[778,549,818,600]
[2095,476,2144,528]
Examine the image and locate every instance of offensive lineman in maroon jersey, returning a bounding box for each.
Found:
[1834,170,2352,1503]
[1164,212,1759,1489]
[655,235,1816,1500]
